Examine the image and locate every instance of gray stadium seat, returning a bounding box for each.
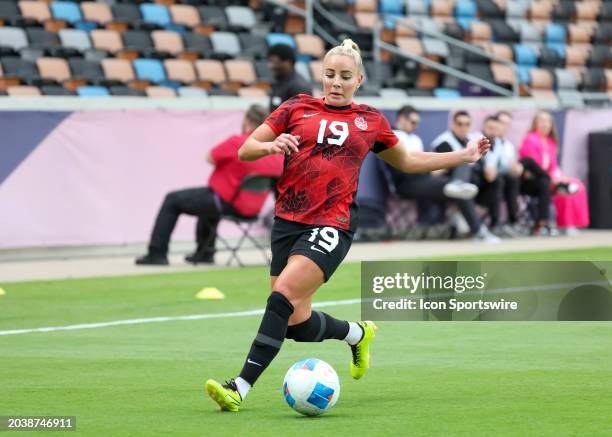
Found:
[59,29,92,52]
[422,38,449,58]
[506,0,529,18]
[379,88,408,98]
[225,6,256,30]
[210,31,240,57]
[0,27,28,52]
[557,90,584,108]
[406,0,428,17]
[295,61,311,83]
[555,69,577,90]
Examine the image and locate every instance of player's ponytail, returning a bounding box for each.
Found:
[324,38,363,73]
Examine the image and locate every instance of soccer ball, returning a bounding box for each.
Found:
[282,358,340,416]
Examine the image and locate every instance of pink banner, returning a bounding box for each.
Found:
[0,110,254,249]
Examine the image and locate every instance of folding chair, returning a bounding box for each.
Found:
[217,175,277,267]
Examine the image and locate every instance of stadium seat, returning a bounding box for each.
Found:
[254,59,273,84]
[491,63,517,87]
[224,6,256,30]
[434,87,461,98]
[557,89,584,108]
[0,1,22,25]
[169,4,199,28]
[308,59,323,84]
[145,85,176,97]
[59,29,92,52]
[396,37,424,56]
[133,58,166,83]
[477,0,504,19]
[354,12,379,30]
[237,33,267,58]
[123,30,153,54]
[406,0,428,17]
[81,2,112,26]
[294,60,311,83]
[295,34,324,59]
[539,47,563,68]
[529,68,556,100]
[0,27,28,52]
[1,56,39,83]
[69,57,104,83]
[90,30,123,54]
[575,1,600,22]
[455,0,477,30]
[7,84,41,96]
[164,58,195,83]
[237,86,267,97]
[183,32,212,57]
[422,37,449,57]
[545,23,566,58]
[18,1,51,24]
[198,6,227,29]
[589,46,611,68]
[151,30,184,55]
[194,59,226,87]
[109,85,145,96]
[554,68,577,90]
[379,87,408,98]
[224,59,256,85]
[41,85,75,95]
[77,85,110,96]
[380,0,403,15]
[355,0,377,13]
[101,58,135,83]
[112,3,142,24]
[140,3,170,28]
[177,86,207,97]
[265,33,295,49]
[36,57,71,83]
[210,31,240,57]
[50,1,83,24]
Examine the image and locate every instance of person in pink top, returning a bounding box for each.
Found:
[519,110,589,234]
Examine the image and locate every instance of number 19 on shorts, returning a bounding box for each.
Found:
[308,227,339,254]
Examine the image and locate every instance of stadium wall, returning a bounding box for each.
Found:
[1,98,611,249]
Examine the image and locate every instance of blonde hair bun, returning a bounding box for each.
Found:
[341,38,360,54]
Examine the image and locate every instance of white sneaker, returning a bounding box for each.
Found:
[563,226,581,236]
[443,180,479,200]
[473,225,501,243]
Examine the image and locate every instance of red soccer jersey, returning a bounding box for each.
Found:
[265,94,399,231]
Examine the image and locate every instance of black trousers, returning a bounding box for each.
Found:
[501,174,520,224]
[396,174,481,234]
[519,157,552,223]
[148,187,225,257]
[475,177,502,228]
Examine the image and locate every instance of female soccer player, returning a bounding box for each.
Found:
[205,39,490,412]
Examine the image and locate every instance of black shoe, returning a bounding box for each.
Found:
[184,252,214,264]
[135,254,169,265]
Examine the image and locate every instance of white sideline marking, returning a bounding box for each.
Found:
[0,298,362,336]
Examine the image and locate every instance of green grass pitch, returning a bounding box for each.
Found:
[1,247,612,436]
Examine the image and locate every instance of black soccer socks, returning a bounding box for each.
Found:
[285,311,350,342]
[239,292,294,386]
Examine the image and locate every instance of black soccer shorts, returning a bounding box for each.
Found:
[270,217,354,282]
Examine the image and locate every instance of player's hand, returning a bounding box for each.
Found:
[268,133,300,156]
[463,136,490,163]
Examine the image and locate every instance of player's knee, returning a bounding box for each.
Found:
[267,291,294,318]
[273,283,306,308]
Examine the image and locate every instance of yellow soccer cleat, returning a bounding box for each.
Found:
[205,378,242,412]
[350,321,378,380]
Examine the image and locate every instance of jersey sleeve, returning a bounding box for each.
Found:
[370,113,399,154]
[264,95,302,136]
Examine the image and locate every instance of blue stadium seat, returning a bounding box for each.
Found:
[133,58,166,83]
[545,24,566,59]
[379,0,403,15]
[455,0,477,30]
[513,44,537,66]
[77,86,110,97]
[50,1,82,24]
[518,66,532,84]
[140,3,171,28]
[266,33,295,49]
[434,88,461,98]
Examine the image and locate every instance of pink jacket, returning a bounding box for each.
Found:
[519,131,562,181]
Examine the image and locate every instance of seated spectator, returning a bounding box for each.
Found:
[387,105,480,227]
[519,111,589,235]
[432,111,500,243]
[136,105,284,266]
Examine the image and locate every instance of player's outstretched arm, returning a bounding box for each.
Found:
[379,136,490,173]
[238,124,300,161]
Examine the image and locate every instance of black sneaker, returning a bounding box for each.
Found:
[184,252,214,264]
[135,254,169,265]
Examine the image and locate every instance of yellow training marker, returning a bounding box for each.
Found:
[0,288,5,296]
[196,287,225,300]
